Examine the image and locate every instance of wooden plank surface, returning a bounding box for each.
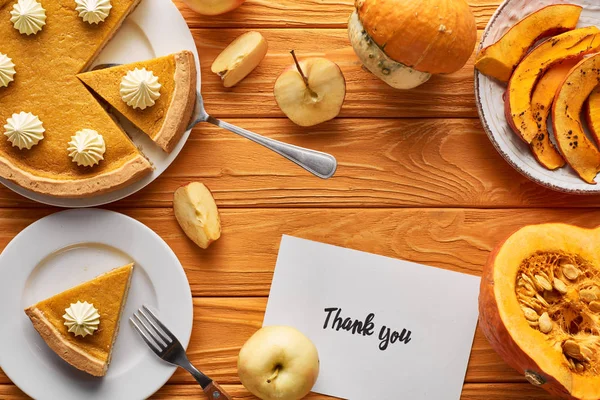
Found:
[2,119,600,209]
[174,0,502,30]
[0,382,556,399]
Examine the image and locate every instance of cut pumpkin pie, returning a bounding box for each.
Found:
[78,51,198,153]
[25,263,134,376]
[0,0,154,198]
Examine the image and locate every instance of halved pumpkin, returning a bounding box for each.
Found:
[476,4,582,82]
[480,223,600,400]
[530,61,579,170]
[553,53,600,184]
[505,27,600,144]
[585,87,600,145]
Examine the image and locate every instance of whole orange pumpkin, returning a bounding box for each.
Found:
[348,0,476,89]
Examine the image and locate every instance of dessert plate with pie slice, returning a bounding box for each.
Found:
[0,0,200,207]
[0,209,193,399]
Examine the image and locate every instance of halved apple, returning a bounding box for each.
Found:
[586,87,600,145]
[552,53,600,184]
[274,52,346,127]
[211,31,268,88]
[529,61,579,170]
[182,0,246,15]
[173,182,221,249]
[475,4,582,82]
[505,27,600,144]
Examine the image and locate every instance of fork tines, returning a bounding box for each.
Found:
[130,305,177,355]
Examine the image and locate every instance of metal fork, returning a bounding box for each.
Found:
[131,305,231,400]
[93,63,337,179]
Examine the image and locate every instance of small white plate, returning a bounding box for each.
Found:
[0,209,193,400]
[475,0,600,193]
[0,0,201,207]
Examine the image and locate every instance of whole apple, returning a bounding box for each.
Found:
[182,0,246,16]
[238,326,320,400]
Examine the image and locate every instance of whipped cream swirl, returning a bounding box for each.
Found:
[75,0,112,24]
[4,112,45,150]
[68,129,106,167]
[0,53,16,88]
[63,301,100,337]
[10,0,46,36]
[120,68,162,110]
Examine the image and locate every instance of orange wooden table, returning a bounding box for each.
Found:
[0,1,591,398]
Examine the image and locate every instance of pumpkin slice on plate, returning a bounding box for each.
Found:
[586,87,600,145]
[529,61,579,170]
[553,53,600,184]
[505,26,600,144]
[480,223,600,399]
[476,4,582,82]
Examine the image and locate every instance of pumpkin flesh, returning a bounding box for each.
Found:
[529,61,577,170]
[505,27,600,145]
[553,54,600,184]
[480,224,600,399]
[475,4,582,82]
[585,87,600,145]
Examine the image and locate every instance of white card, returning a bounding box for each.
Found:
[263,236,481,400]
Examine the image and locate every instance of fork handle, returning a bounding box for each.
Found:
[203,381,232,400]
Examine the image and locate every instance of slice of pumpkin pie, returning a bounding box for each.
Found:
[25,263,133,377]
[78,51,197,153]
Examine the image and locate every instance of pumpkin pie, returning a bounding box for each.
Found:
[25,263,134,376]
[0,0,153,198]
[78,51,197,153]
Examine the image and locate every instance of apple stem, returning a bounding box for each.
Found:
[290,50,318,99]
[266,367,280,384]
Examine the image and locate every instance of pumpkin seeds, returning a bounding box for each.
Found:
[579,288,598,302]
[562,264,581,280]
[522,307,539,321]
[553,278,568,294]
[563,340,583,360]
[535,274,553,291]
[575,362,584,372]
[589,301,600,313]
[538,312,552,333]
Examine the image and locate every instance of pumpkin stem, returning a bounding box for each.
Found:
[290,50,318,99]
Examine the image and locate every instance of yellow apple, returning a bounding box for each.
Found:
[274,52,346,127]
[238,326,320,400]
[211,31,268,88]
[173,182,221,249]
[182,0,246,16]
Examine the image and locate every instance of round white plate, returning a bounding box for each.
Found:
[0,0,201,207]
[0,209,193,400]
[475,0,600,193]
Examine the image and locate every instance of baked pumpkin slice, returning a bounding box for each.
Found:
[0,0,153,198]
[553,53,600,184]
[25,264,134,377]
[529,61,578,170]
[505,26,600,144]
[586,87,600,145]
[475,4,582,82]
[78,51,197,153]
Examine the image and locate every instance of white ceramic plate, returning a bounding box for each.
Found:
[0,209,193,400]
[475,0,600,193]
[0,0,201,207]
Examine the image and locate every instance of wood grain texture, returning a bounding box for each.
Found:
[2,208,600,298]
[0,382,559,399]
[3,119,600,209]
[192,28,480,119]
[174,0,501,30]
